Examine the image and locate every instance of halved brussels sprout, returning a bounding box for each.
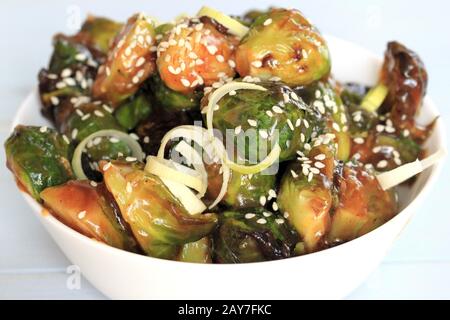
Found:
[149,74,201,111]
[41,181,138,251]
[115,93,152,130]
[214,209,299,263]
[207,81,317,161]
[77,16,123,54]
[177,237,212,263]
[223,170,276,209]
[236,8,331,86]
[327,164,398,244]
[101,161,218,259]
[92,13,157,107]
[156,17,237,93]
[5,126,73,200]
[277,145,335,253]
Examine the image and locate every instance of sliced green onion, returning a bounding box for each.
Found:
[360,84,389,113]
[72,129,144,180]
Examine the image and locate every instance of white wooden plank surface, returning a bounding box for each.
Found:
[1,0,449,300]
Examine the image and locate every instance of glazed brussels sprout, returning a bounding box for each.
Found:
[327,164,397,244]
[77,16,123,54]
[277,145,335,253]
[5,126,73,200]
[214,209,299,263]
[62,103,124,142]
[115,93,153,130]
[92,13,157,107]
[101,161,218,259]
[156,17,237,93]
[381,41,434,143]
[223,170,276,209]
[235,8,331,86]
[296,81,351,161]
[177,237,212,263]
[148,74,201,111]
[208,81,317,161]
[41,181,138,251]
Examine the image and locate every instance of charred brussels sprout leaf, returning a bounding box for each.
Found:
[236,8,331,86]
[102,162,218,260]
[5,126,73,200]
[115,93,152,130]
[214,209,299,263]
[63,103,124,142]
[41,181,138,251]
[149,74,201,111]
[92,13,157,107]
[209,81,316,161]
[78,16,123,54]
[223,170,276,209]
[177,237,212,263]
[327,165,397,244]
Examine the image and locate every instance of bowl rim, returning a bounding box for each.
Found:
[9,35,448,269]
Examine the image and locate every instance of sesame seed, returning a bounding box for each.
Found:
[103,162,112,171]
[132,76,140,84]
[247,119,257,127]
[143,136,150,143]
[47,73,58,79]
[216,55,225,63]
[228,60,236,68]
[102,104,113,113]
[75,53,87,61]
[377,160,388,169]
[314,154,326,161]
[251,60,262,68]
[303,119,310,128]
[50,96,60,106]
[310,167,320,174]
[266,110,273,117]
[181,78,190,87]
[263,211,272,218]
[39,126,48,133]
[71,128,78,140]
[81,114,91,121]
[332,123,341,132]
[385,126,396,133]
[105,67,111,76]
[287,119,295,131]
[403,129,410,137]
[110,137,120,143]
[259,196,267,206]
[90,181,98,187]
[272,202,279,211]
[55,81,66,89]
[272,106,283,114]
[283,212,290,219]
[257,218,267,225]
[315,162,325,169]
[206,45,218,55]
[126,156,137,162]
[62,135,70,145]
[94,110,104,117]
[300,133,306,143]
[136,57,146,67]
[275,218,284,224]
[75,109,84,117]
[61,68,72,78]
[353,137,364,145]
[245,213,256,219]
[259,130,269,139]
[77,211,86,219]
[295,119,301,127]
[268,189,277,199]
[291,170,299,178]
[372,146,382,153]
[376,125,385,133]
[263,18,273,26]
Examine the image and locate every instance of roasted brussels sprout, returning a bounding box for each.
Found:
[148,74,201,111]
[208,81,317,161]
[5,126,73,200]
[62,103,124,142]
[381,41,434,143]
[177,237,212,263]
[92,13,157,107]
[327,164,398,244]
[101,161,218,259]
[296,81,351,161]
[277,145,335,253]
[214,209,299,263]
[77,16,123,54]
[115,93,152,130]
[235,8,331,86]
[223,170,276,209]
[156,17,237,93]
[41,181,138,251]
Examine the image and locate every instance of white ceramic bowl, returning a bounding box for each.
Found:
[11,36,446,300]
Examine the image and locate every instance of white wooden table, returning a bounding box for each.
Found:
[1,0,449,300]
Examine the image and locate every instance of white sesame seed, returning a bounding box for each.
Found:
[245,213,256,219]
[47,73,58,79]
[295,119,301,127]
[39,126,48,133]
[132,76,140,84]
[376,125,385,133]
[283,212,290,219]
[263,18,273,26]
[109,137,120,143]
[105,67,111,76]
[55,81,66,89]
[257,218,267,225]
[247,119,257,127]
[75,109,84,117]
[310,167,320,175]
[126,157,137,162]
[272,106,283,114]
[268,189,277,199]
[126,182,133,193]
[332,123,341,132]
[377,160,388,169]
[90,181,98,187]
[259,196,267,206]
[291,170,299,178]
[50,96,60,106]
[206,45,218,55]
[251,60,262,68]
[136,57,146,67]
[180,78,190,87]
[353,137,365,145]
[385,126,396,133]
[272,202,279,211]
[77,210,86,219]
[71,128,78,140]
[94,110,104,117]
[103,162,112,171]
[228,60,236,68]
[372,146,382,153]
[403,129,410,137]
[315,162,325,169]
[266,110,273,117]
[303,119,310,128]
[81,114,91,121]
[75,53,87,61]
[259,130,269,139]
[263,211,272,218]
[216,55,225,63]
[275,218,284,224]
[61,68,72,78]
